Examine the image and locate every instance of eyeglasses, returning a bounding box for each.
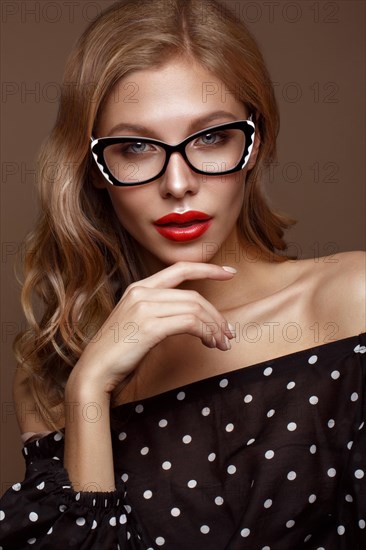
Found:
[90,117,255,187]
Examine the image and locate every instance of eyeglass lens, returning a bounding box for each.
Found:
[103,128,246,184]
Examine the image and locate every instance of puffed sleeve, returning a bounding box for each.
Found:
[336,339,366,549]
[0,430,150,549]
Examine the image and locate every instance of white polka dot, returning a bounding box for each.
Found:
[331,370,340,379]
[309,494,317,503]
[345,494,353,502]
[12,483,21,491]
[91,520,97,529]
[247,438,255,446]
[171,507,180,517]
[177,391,185,400]
[155,537,165,546]
[265,450,274,459]
[225,423,234,432]
[310,444,317,454]
[124,505,132,514]
[59,504,67,512]
[286,520,295,528]
[263,367,273,376]
[76,517,85,526]
[347,441,353,450]
[200,525,210,534]
[119,514,127,524]
[182,435,192,444]
[208,453,216,462]
[240,528,250,537]
[135,404,144,413]
[201,407,210,416]
[29,512,38,522]
[244,394,253,403]
[337,525,345,535]
[162,461,171,470]
[158,419,168,428]
[264,499,272,508]
[287,422,297,431]
[309,396,318,405]
[227,465,236,474]
[143,490,153,499]
[359,519,366,529]
[36,482,45,490]
[109,517,117,526]
[308,355,318,364]
[219,378,229,388]
[304,534,312,542]
[0,511,5,521]
[287,381,295,390]
[359,422,365,430]
[327,468,336,478]
[215,496,224,505]
[54,432,63,441]
[328,419,335,428]
[121,473,129,482]
[267,409,275,418]
[187,480,197,488]
[141,446,149,455]
[47,527,53,534]
[351,392,358,402]
[355,469,364,479]
[262,547,270,550]
[287,471,296,481]
[118,432,127,441]
[75,492,80,501]
[24,447,28,455]
[27,539,36,545]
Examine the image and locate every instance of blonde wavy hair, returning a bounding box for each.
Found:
[14,0,297,430]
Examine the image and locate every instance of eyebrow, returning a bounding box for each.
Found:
[106,110,240,137]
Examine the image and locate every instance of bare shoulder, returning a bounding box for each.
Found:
[12,365,52,434]
[310,250,366,336]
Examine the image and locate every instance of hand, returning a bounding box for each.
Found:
[68,261,237,395]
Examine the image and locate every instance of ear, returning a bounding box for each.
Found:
[247,131,261,170]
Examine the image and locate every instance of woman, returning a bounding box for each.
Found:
[0,0,365,548]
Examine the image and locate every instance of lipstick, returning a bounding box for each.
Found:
[153,211,213,242]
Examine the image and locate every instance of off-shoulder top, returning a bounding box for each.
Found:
[0,332,365,549]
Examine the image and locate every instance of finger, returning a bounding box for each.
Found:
[146,314,231,351]
[126,288,235,340]
[128,261,236,291]
[137,300,230,350]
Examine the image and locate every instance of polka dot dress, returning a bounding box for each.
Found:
[1,332,365,549]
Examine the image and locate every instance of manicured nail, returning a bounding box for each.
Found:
[228,323,236,336]
[222,266,237,273]
[224,336,231,350]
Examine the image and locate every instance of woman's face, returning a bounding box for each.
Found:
[94,57,260,271]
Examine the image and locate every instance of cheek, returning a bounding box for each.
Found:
[107,188,148,231]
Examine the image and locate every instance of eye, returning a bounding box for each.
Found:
[194,131,226,147]
[123,141,151,154]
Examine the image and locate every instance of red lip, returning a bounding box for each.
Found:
[154,211,212,225]
[153,211,213,242]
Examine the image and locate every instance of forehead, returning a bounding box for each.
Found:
[96,57,247,139]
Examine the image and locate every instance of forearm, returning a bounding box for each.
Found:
[64,369,116,492]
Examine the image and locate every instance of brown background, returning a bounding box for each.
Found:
[1,0,365,496]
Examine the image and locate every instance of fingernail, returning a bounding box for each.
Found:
[228,323,236,335]
[211,336,216,348]
[222,265,237,273]
[224,336,231,350]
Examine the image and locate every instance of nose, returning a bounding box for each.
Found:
[158,151,200,199]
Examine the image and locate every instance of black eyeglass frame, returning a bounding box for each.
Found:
[90,116,255,187]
